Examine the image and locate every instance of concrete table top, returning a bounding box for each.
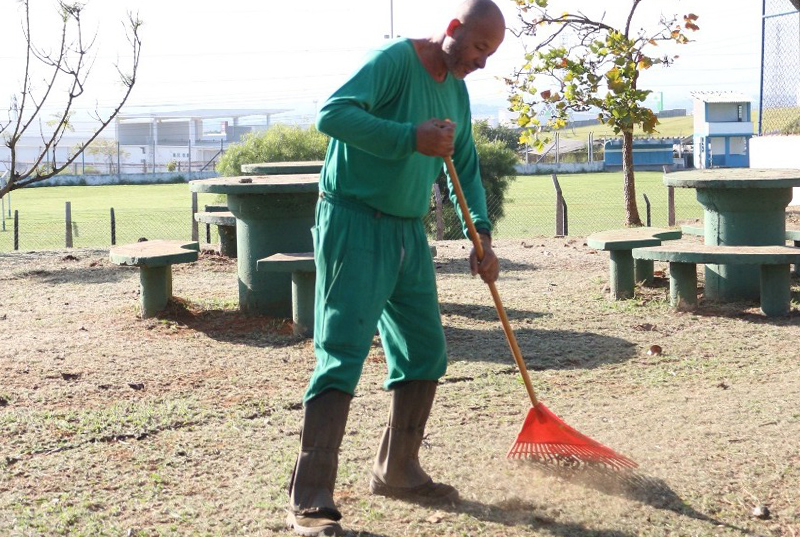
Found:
[189,174,319,195]
[240,161,324,175]
[664,168,800,189]
[109,240,199,268]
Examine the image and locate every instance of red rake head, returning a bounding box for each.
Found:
[507,403,638,470]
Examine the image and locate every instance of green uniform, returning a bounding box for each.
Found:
[305,38,491,402]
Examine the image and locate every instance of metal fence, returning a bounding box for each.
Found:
[0,174,705,253]
[760,0,800,134]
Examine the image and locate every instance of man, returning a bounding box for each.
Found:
[287,1,505,535]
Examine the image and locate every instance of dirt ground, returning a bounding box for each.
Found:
[1,230,799,537]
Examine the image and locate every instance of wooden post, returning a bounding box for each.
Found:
[65,202,73,248]
[643,194,651,227]
[663,165,676,227]
[110,208,116,245]
[433,183,444,240]
[552,173,565,236]
[668,186,675,227]
[14,210,19,250]
[191,192,199,241]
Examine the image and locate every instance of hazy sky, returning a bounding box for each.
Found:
[0,0,765,133]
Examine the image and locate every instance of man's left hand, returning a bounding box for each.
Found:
[469,233,499,283]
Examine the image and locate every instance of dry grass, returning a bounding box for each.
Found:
[1,235,798,537]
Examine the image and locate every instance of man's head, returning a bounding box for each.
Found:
[442,0,505,80]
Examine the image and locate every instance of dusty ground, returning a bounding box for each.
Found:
[0,231,799,537]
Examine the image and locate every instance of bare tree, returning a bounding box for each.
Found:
[0,1,141,198]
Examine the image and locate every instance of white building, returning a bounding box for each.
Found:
[691,91,754,169]
[115,108,287,173]
[0,108,288,176]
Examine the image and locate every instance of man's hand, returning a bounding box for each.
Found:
[416,119,455,157]
[469,233,499,284]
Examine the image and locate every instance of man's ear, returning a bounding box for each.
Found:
[446,18,462,37]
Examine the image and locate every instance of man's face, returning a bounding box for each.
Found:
[443,18,505,80]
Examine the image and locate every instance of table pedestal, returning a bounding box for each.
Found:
[228,192,317,315]
[698,188,792,300]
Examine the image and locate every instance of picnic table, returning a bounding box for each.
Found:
[664,168,800,300]
[188,174,319,316]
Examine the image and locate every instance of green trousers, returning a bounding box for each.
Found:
[304,193,447,403]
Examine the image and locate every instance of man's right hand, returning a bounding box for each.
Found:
[415,119,455,157]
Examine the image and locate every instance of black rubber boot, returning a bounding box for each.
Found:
[370,380,459,504]
[287,389,352,537]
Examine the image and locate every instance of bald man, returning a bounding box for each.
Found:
[287,1,505,535]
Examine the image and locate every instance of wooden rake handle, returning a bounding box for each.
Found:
[444,156,539,407]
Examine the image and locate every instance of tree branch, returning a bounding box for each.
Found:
[0,5,142,197]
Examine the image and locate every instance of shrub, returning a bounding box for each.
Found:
[428,123,519,240]
[216,124,329,176]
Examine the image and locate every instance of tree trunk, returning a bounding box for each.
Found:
[622,131,642,226]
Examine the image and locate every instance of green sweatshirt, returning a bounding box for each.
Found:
[315,38,492,235]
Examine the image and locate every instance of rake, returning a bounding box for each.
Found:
[444,156,637,470]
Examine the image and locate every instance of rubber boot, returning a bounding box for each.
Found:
[370,380,459,504]
[287,389,352,537]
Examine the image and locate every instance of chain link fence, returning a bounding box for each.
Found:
[760,0,800,134]
[0,172,705,253]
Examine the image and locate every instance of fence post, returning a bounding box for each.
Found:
[552,173,566,236]
[117,142,121,180]
[65,201,73,248]
[555,132,560,164]
[433,183,444,240]
[667,187,675,227]
[191,192,199,242]
[110,208,116,245]
[663,165,676,226]
[14,210,19,250]
[642,194,651,227]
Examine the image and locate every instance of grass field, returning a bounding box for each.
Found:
[0,173,704,252]
[0,185,224,252]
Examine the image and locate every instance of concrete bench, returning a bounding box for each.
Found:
[632,243,800,317]
[587,227,682,299]
[194,211,236,258]
[109,240,200,318]
[681,223,800,274]
[257,252,315,338]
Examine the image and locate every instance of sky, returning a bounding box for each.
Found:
[0,0,765,135]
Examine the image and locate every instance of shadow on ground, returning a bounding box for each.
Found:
[438,497,637,537]
[156,298,301,346]
[434,256,538,275]
[444,324,637,370]
[440,301,548,323]
[3,263,129,285]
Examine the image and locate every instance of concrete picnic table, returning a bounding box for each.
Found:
[241,161,324,175]
[664,168,800,300]
[189,174,319,316]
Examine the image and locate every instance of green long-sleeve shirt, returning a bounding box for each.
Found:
[315,38,492,235]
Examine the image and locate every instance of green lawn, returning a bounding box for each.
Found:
[0,173,703,251]
[0,184,223,252]
[491,171,703,237]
